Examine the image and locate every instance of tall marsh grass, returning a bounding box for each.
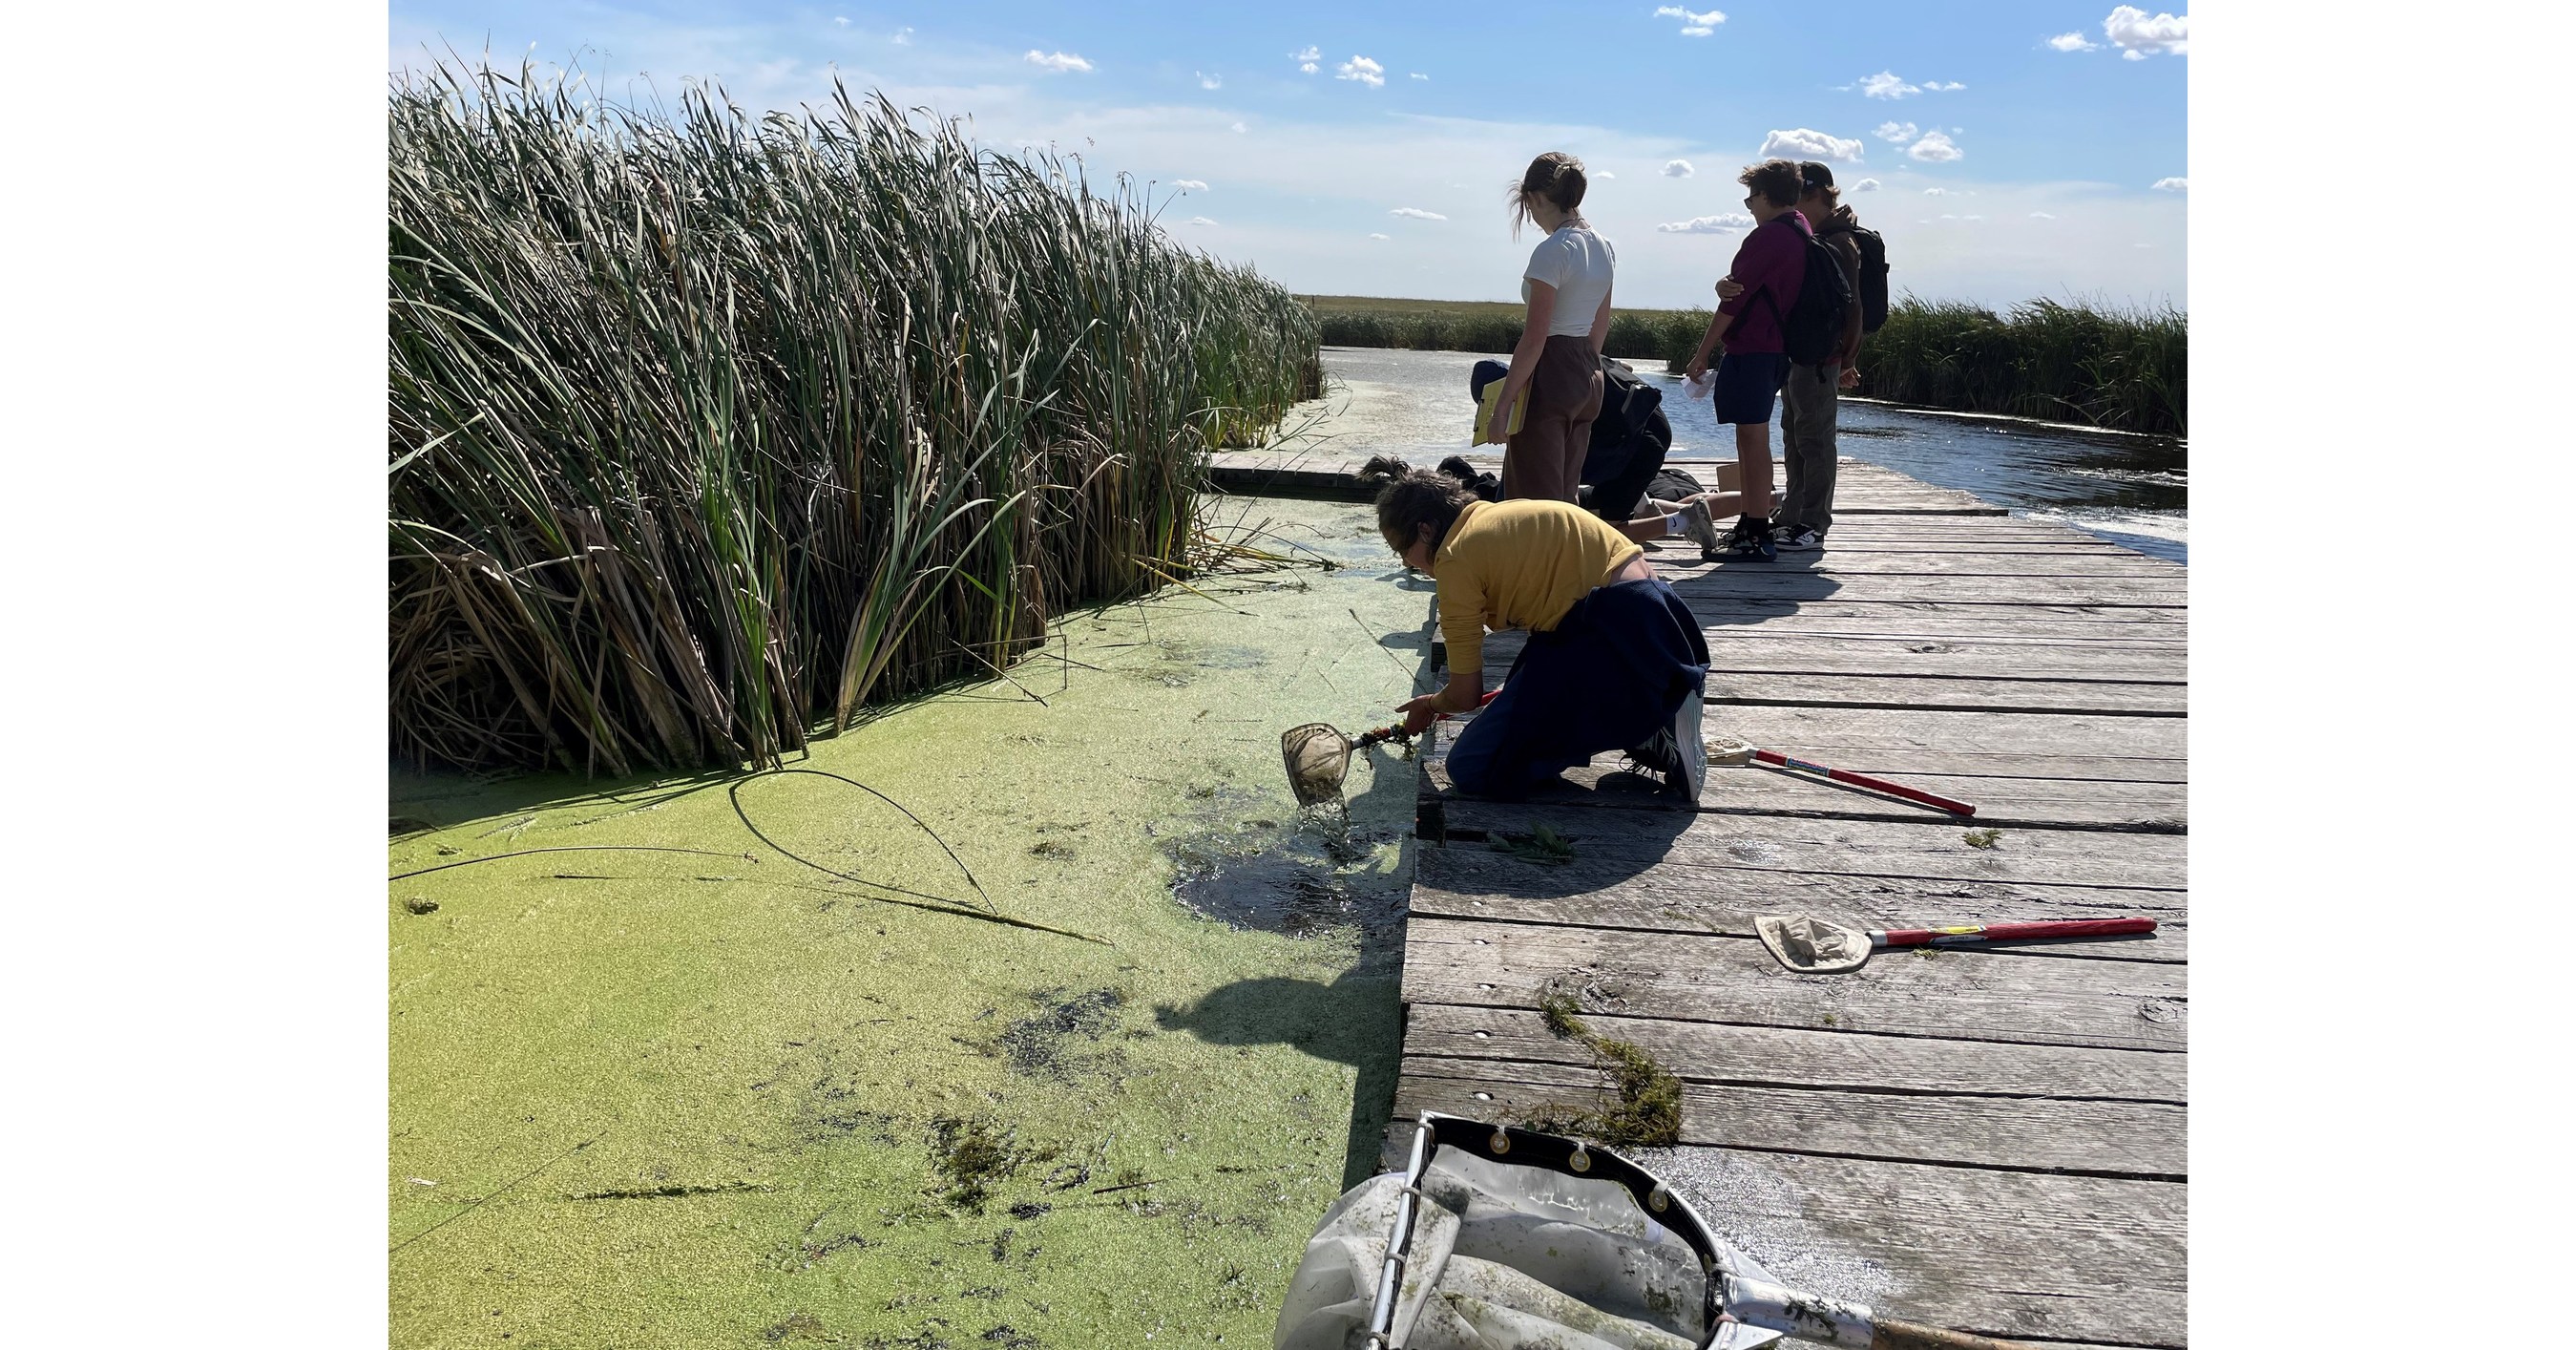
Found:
[1304,295,1704,365]
[1644,296,2188,435]
[390,63,1321,774]
[1856,297,2186,435]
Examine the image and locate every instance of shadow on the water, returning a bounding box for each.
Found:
[387,764,739,837]
[1153,966,1403,1192]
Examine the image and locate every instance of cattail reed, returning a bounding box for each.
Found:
[389,62,1321,773]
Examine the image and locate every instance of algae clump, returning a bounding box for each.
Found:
[1525,994,1683,1149]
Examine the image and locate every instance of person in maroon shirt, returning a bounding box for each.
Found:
[1682,158,1812,559]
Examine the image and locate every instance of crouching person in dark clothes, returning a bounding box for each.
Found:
[1376,469,1711,801]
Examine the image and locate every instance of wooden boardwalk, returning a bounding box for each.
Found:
[1221,453,2188,1349]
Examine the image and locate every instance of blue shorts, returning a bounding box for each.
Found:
[1713,351,1791,425]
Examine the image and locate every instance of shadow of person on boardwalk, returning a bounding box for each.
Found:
[1657,560,1843,632]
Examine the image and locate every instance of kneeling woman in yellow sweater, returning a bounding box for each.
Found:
[1379,470,1710,799]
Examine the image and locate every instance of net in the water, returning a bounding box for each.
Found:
[1282,723,1355,807]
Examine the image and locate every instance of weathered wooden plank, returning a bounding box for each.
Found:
[1429,803,2189,889]
[1393,1061,2187,1176]
[1641,1147,2186,1345]
[1409,851,2189,960]
[1702,633,2189,682]
[1675,706,2187,782]
[1401,1004,2189,1102]
[1707,541,2149,558]
[1675,598,2188,635]
[1400,918,2189,1051]
[1708,672,2185,717]
[1663,552,2184,580]
[1483,631,2186,689]
[1664,572,2186,607]
[1426,749,2190,828]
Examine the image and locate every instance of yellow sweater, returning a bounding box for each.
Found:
[1435,499,1644,681]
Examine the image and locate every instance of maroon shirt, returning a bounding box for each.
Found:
[1716,210,1813,355]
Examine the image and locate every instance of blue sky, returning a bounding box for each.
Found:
[388,2,2187,310]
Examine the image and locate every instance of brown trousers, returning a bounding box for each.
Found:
[1499,336,1604,503]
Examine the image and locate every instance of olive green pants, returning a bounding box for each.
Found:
[1775,362,1841,535]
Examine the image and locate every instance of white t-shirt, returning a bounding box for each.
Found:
[1520,223,1616,337]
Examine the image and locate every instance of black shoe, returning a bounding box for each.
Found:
[1629,718,1704,802]
[1727,517,1775,560]
[1629,728,1683,781]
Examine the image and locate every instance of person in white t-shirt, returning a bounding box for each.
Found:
[1480,152,1616,503]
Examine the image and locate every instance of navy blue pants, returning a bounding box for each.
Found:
[1446,578,1711,799]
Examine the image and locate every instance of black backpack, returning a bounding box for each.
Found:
[1763,223,1854,367]
[1818,221,1892,333]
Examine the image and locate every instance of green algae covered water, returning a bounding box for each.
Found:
[388,497,1433,1348]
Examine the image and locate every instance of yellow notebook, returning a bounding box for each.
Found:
[1473,380,1529,444]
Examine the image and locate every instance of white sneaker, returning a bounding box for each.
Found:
[1771,524,1822,551]
[1674,498,1724,554]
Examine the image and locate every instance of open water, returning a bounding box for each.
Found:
[1308,346,2188,563]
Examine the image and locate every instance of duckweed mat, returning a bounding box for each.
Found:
[390,497,1434,1348]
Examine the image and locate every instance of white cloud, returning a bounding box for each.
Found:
[2105,6,2189,57]
[833,15,849,27]
[1196,72,1221,90]
[1852,178,1880,192]
[1025,51,1092,74]
[892,27,912,45]
[1300,62,1319,74]
[1290,45,1319,62]
[1185,216,1217,226]
[1390,206,1447,221]
[1229,121,1246,134]
[1655,7,1728,36]
[2152,177,2187,192]
[1759,128,1864,162]
[2031,212,2057,219]
[1411,73,1430,81]
[448,53,2184,308]
[1927,80,1966,91]
[1962,214,1984,221]
[1596,170,1616,179]
[1860,71,1920,99]
[1874,120,1918,143]
[1656,213,1755,234]
[1907,131,1964,162]
[1336,55,1386,87]
[1368,232,1391,241]
[1170,179,1208,191]
[1662,158,1694,178]
[2048,32,2099,52]
[1923,187,1951,196]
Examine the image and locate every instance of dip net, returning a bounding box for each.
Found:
[1282,723,1356,807]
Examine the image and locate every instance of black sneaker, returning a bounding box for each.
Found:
[1728,517,1775,560]
[1629,702,1706,801]
[1628,728,1684,785]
